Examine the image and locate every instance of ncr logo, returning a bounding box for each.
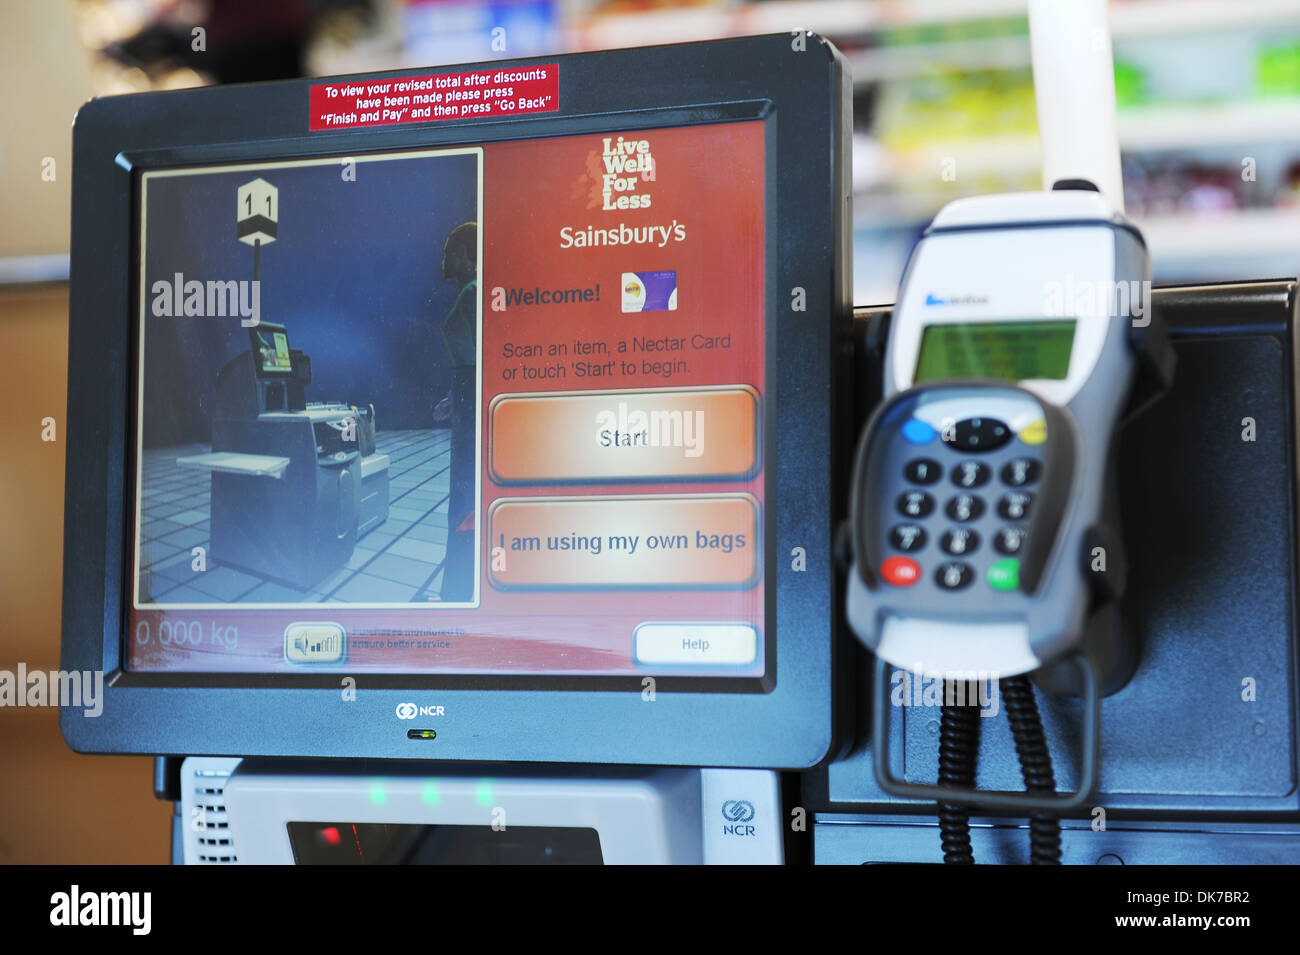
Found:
[395,702,445,719]
[721,799,757,837]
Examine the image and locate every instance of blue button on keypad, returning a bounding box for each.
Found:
[902,419,937,445]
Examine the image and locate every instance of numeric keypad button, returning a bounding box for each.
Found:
[940,528,980,556]
[934,561,975,591]
[951,461,991,488]
[904,458,942,485]
[997,492,1033,521]
[994,527,1026,555]
[945,494,985,523]
[1001,458,1041,487]
[897,491,935,519]
[890,524,928,552]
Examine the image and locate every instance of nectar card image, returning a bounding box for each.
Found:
[622,270,678,312]
[132,148,484,612]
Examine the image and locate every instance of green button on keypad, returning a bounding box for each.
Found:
[988,558,1019,591]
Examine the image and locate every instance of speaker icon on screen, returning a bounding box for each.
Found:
[284,623,346,664]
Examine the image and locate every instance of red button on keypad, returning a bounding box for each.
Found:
[881,556,921,587]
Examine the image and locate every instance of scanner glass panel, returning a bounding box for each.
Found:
[127,123,767,680]
[914,320,1076,383]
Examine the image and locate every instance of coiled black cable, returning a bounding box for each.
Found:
[1000,675,1062,865]
[938,680,982,864]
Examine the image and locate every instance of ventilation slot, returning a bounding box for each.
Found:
[181,759,242,865]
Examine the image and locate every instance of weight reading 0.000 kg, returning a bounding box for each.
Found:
[134,620,238,649]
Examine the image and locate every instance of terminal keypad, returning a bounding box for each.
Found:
[883,414,1043,595]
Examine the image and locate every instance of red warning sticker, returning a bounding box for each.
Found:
[309,64,559,131]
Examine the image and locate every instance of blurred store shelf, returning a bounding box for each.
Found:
[1138,207,1300,263]
[1119,99,1300,151]
[576,0,1300,57]
[866,98,1300,195]
[575,1,1020,51]
[1108,0,1300,37]
[42,0,1300,295]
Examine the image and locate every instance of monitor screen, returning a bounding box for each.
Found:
[251,324,293,376]
[913,320,1076,383]
[129,122,766,680]
[63,36,849,766]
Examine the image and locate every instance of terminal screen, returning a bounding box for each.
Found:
[128,120,767,680]
[254,326,293,375]
[914,320,1076,383]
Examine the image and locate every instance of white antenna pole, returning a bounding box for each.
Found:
[1027,0,1125,211]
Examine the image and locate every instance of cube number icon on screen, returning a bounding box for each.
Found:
[237,178,278,246]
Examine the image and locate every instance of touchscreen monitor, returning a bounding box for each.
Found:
[61,34,851,767]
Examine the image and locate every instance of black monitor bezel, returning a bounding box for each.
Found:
[61,34,853,768]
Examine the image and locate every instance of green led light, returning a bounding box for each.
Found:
[421,782,441,806]
[475,780,495,806]
[368,780,388,805]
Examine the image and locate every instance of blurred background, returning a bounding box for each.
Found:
[4,0,1300,862]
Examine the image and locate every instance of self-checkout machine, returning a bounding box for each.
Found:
[173,178,391,592]
[153,135,813,864]
[62,6,1300,866]
[62,34,851,865]
[163,113,803,867]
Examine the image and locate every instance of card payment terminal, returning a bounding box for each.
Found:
[847,187,1159,685]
